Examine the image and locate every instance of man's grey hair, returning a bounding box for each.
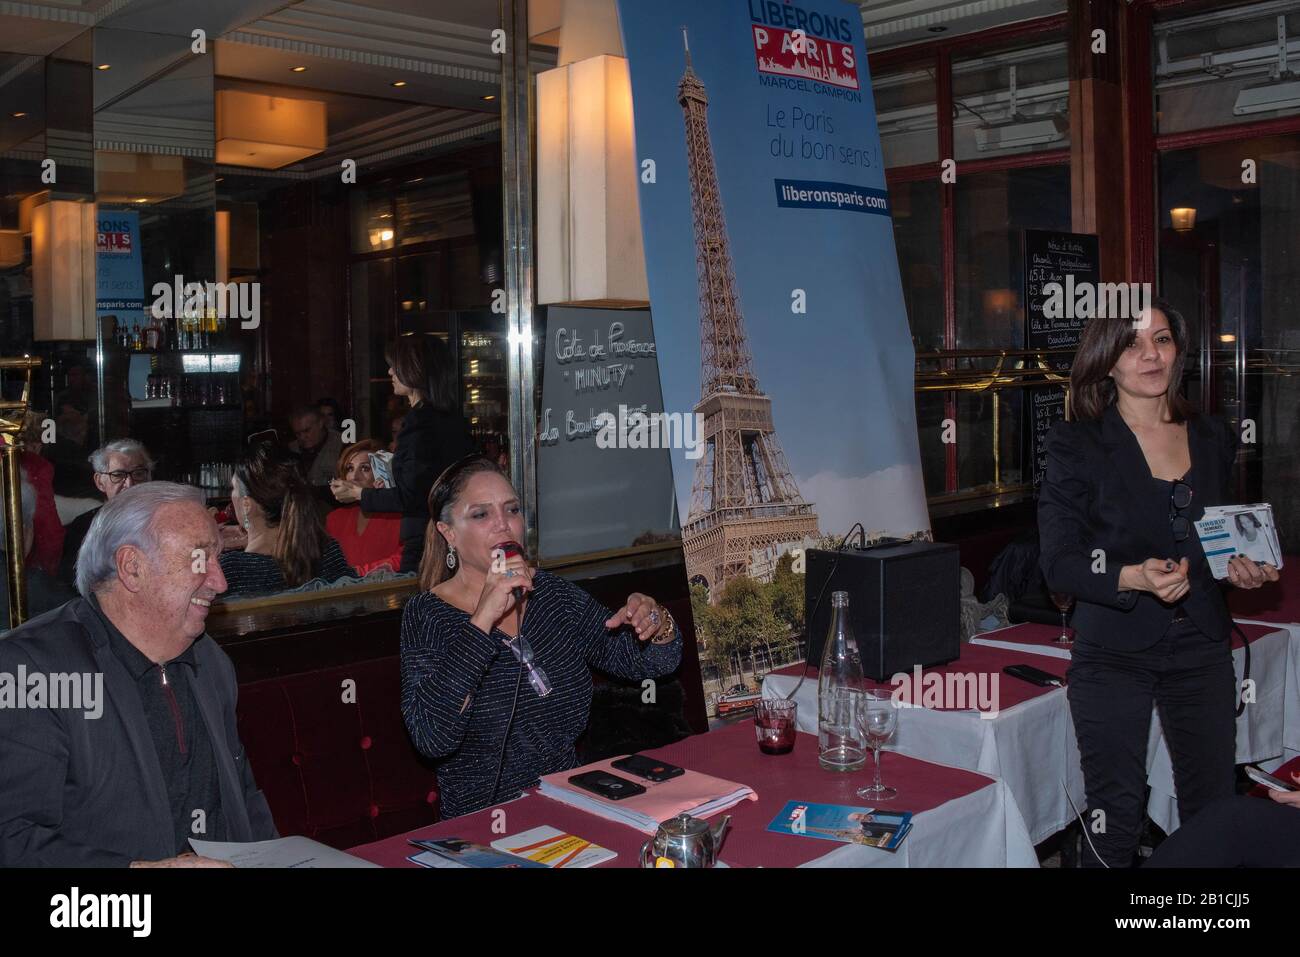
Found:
[88,438,154,475]
[0,469,37,555]
[75,481,204,599]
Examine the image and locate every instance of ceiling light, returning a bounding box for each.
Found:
[215,90,328,170]
[11,111,27,118]
[96,63,111,71]
[928,26,947,33]
[482,94,496,101]
[1219,334,1236,343]
[391,80,407,88]
[290,66,308,73]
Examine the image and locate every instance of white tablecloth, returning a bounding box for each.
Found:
[803,776,1039,868]
[1144,623,1292,831]
[762,665,1085,845]
[768,620,1295,842]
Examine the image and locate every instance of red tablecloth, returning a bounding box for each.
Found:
[773,622,1285,715]
[348,722,994,869]
[774,639,1065,712]
[976,620,1278,651]
[1227,556,1300,624]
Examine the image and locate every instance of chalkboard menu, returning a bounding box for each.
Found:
[536,306,680,560]
[1023,229,1099,490]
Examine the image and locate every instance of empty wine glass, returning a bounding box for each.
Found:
[1050,592,1075,643]
[855,689,898,801]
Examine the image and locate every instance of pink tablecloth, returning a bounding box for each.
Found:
[348,721,994,869]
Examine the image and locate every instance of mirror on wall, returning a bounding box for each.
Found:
[93,28,219,473]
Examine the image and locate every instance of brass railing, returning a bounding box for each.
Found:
[913,345,1300,512]
[1,356,42,629]
[914,348,1072,508]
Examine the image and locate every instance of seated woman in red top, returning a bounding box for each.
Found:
[325,439,403,576]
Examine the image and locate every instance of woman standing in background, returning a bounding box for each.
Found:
[330,335,472,573]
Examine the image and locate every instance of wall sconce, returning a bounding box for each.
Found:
[1170,207,1197,232]
[537,55,648,306]
[983,288,1017,316]
[0,230,22,269]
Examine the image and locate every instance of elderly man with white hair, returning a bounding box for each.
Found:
[0,482,277,866]
[58,438,154,586]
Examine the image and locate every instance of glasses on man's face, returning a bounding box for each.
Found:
[1170,480,1194,542]
[101,467,152,486]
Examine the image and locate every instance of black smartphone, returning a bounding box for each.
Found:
[610,754,686,783]
[567,770,647,801]
[1002,664,1065,688]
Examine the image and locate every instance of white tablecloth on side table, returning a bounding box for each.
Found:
[762,664,1084,846]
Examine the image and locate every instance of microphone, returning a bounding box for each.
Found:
[495,540,526,602]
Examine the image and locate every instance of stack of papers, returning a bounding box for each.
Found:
[189,836,379,868]
[538,758,756,834]
[1194,504,1283,579]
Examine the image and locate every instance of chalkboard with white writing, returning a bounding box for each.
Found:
[1023,229,1098,490]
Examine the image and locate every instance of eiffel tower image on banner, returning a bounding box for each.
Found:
[676,30,820,598]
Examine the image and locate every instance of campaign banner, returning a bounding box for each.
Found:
[615,0,929,608]
[95,209,144,315]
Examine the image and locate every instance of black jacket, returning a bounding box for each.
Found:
[361,403,473,573]
[1038,404,1237,651]
[0,598,277,866]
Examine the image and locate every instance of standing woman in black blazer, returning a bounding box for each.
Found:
[1038,300,1277,868]
[331,335,473,573]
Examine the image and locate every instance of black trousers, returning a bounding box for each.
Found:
[1145,794,1300,867]
[1068,617,1236,868]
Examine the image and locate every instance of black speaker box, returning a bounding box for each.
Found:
[804,541,960,681]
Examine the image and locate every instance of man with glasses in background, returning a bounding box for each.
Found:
[59,439,154,586]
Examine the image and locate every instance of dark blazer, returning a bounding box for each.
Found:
[361,403,473,573]
[0,599,277,866]
[1038,404,1237,651]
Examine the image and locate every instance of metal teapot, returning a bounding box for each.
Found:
[639,813,730,868]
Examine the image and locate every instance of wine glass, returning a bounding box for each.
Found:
[1050,592,1075,644]
[855,689,898,800]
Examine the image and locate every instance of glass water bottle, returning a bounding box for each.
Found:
[817,591,866,771]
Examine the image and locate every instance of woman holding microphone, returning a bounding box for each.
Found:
[1038,300,1277,867]
[400,456,683,819]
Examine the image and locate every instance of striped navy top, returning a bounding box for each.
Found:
[218,538,355,599]
[400,569,683,819]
